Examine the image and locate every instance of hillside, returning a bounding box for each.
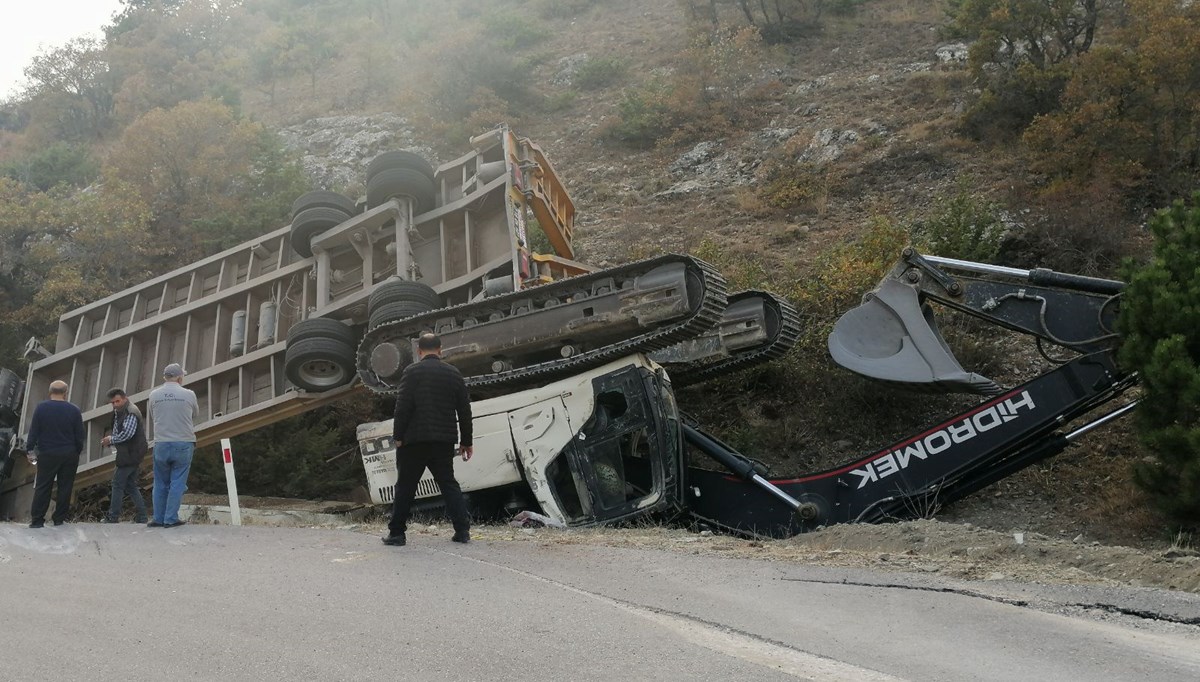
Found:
[2,0,1198,547]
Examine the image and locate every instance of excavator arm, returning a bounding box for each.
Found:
[685,351,1135,536]
[683,250,1138,537]
[828,248,1123,395]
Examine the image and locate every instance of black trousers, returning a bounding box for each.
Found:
[30,450,81,524]
[389,442,469,535]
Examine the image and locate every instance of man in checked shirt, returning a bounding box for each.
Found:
[99,388,149,523]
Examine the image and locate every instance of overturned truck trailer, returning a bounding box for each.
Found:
[0,127,797,519]
[1,128,589,516]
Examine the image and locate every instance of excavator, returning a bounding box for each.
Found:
[356,247,1136,537]
[0,127,1137,539]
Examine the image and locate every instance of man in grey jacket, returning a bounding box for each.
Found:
[147,363,199,528]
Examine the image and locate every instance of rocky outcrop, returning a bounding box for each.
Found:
[277,113,438,190]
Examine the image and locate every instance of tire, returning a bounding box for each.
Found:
[368,279,440,314]
[291,190,357,218]
[369,300,435,330]
[291,206,352,258]
[366,167,436,213]
[284,337,356,392]
[368,151,435,181]
[286,318,358,347]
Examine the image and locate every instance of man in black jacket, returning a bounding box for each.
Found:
[100,388,149,523]
[383,333,473,547]
[25,380,85,528]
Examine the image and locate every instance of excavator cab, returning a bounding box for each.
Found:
[539,364,683,525]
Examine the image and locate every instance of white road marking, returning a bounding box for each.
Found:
[444,549,905,682]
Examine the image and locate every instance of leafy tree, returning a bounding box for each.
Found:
[946,0,1118,138]
[1117,193,1200,530]
[102,99,304,258]
[248,30,292,105]
[283,17,338,96]
[22,37,118,140]
[108,0,187,38]
[0,179,156,364]
[1024,0,1200,206]
[107,0,240,121]
[947,0,1109,71]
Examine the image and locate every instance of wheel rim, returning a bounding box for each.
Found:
[296,358,349,387]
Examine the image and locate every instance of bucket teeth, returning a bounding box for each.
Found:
[828,279,1000,395]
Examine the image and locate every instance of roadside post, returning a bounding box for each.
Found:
[220,438,242,526]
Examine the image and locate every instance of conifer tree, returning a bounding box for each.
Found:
[1117,193,1200,529]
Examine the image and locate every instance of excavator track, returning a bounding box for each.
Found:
[357,255,728,395]
[667,291,802,387]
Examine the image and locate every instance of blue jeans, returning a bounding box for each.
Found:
[108,465,148,522]
[152,442,194,524]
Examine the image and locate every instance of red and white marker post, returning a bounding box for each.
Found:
[220,437,242,526]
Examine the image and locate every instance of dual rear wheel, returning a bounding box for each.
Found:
[284,151,441,391]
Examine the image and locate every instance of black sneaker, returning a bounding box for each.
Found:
[382,533,406,546]
[164,521,187,528]
[29,520,44,529]
[146,521,164,528]
[53,520,64,527]
[451,531,470,544]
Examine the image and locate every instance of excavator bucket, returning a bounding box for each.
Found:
[828,278,1001,395]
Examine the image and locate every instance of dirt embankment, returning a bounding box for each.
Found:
[425,519,1200,595]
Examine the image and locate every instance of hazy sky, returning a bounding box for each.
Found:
[1,0,125,98]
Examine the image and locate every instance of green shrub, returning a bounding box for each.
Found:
[541,89,578,112]
[1117,193,1200,530]
[911,189,1005,263]
[485,12,549,50]
[961,64,1069,141]
[602,85,673,148]
[1,142,98,191]
[536,0,600,19]
[998,179,1133,276]
[575,57,627,90]
[757,161,834,212]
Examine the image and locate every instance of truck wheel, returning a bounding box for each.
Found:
[369,300,435,330]
[284,337,356,391]
[367,151,435,182]
[291,190,357,218]
[291,206,352,258]
[366,167,435,213]
[286,318,358,347]
[369,279,440,313]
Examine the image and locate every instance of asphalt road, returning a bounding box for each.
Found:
[2,523,1198,681]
